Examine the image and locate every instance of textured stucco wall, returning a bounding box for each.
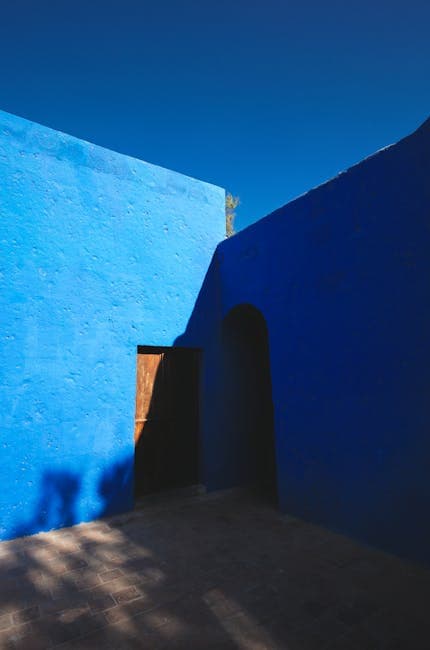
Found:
[194,117,430,564]
[0,109,225,540]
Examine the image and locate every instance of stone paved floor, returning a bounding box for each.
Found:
[1,489,430,649]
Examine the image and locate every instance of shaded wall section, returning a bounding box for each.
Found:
[220,305,277,499]
[189,117,430,564]
[0,109,225,540]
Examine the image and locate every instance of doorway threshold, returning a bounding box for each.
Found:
[134,483,207,511]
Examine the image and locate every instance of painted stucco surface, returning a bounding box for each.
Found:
[0,109,225,540]
[2,106,429,566]
[192,117,430,564]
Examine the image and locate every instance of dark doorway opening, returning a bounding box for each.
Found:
[134,346,200,497]
[222,304,277,502]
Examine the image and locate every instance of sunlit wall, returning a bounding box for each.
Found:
[0,109,225,539]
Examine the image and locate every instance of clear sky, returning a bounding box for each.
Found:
[0,0,429,231]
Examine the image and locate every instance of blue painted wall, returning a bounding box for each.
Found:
[0,109,225,540]
[2,107,429,565]
[187,117,430,564]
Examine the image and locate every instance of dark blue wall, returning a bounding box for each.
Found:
[192,117,430,564]
[0,110,225,540]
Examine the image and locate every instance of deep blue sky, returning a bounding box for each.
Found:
[0,1,429,230]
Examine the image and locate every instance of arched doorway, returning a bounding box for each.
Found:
[222,304,277,502]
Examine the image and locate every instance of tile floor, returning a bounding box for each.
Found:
[1,489,429,649]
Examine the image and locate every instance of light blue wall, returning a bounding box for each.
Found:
[0,110,225,540]
[191,117,430,564]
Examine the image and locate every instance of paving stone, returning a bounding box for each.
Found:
[8,633,53,650]
[133,605,172,631]
[47,620,83,645]
[0,613,12,630]
[11,605,40,625]
[112,585,142,605]
[0,490,430,649]
[87,593,117,614]
[70,568,103,591]
[103,598,147,624]
[40,593,86,616]
[98,568,124,583]
[56,604,90,624]
[74,611,109,637]
[4,621,33,643]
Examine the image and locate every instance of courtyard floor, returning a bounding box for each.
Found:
[1,489,430,650]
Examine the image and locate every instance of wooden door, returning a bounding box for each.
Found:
[134,347,199,496]
[134,351,168,445]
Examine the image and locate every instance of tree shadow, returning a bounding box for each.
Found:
[11,470,81,540]
[98,456,134,519]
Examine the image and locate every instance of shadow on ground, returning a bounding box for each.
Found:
[1,467,430,649]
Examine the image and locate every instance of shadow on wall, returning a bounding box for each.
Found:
[11,471,81,540]
[174,254,221,348]
[176,264,279,500]
[98,457,134,519]
[220,304,277,501]
[10,458,134,541]
[10,346,201,540]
